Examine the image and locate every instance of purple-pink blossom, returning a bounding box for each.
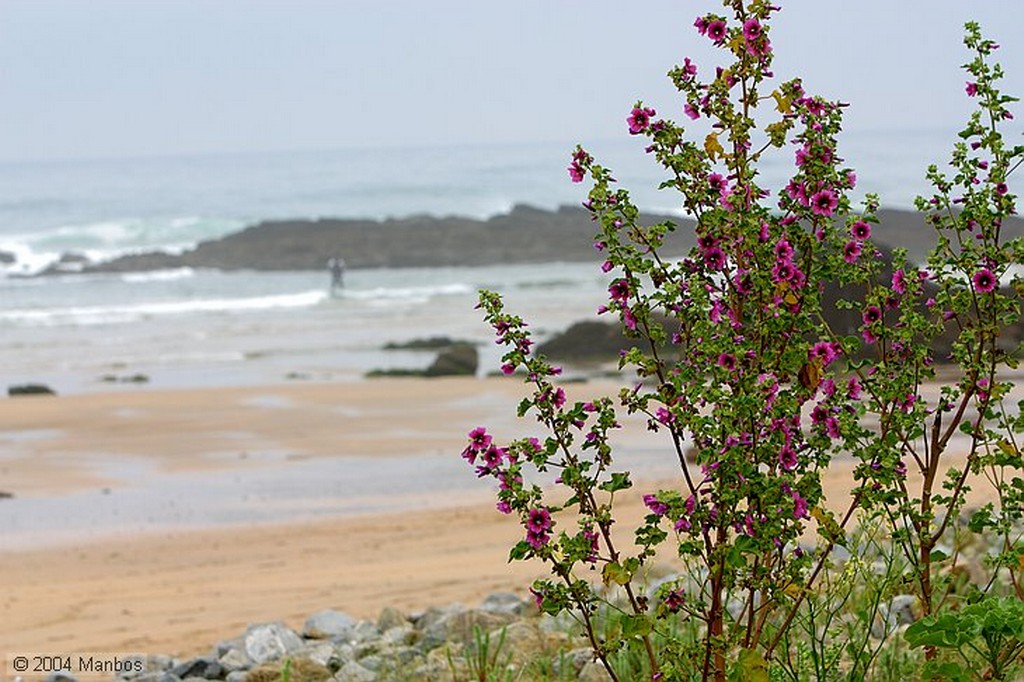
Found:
[891,270,907,294]
[810,189,838,217]
[608,279,630,303]
[973,267,997,293]
[706,19,727,43]
[742,18,762,41]
[526,507,552,533]
[850,220,871,240]
[790,490,809,519]
[862,305,882,325]
[644,494,669,516]
[684,102,700,120]
[966,81,978,96]
[627,106,656,134]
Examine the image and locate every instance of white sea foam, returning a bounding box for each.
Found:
[0,289,328,327]
[121,268,197,283]
[342,282,474,304]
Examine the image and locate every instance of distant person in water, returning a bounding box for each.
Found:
[328,256,346,294]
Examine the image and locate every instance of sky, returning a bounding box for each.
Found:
[1,1,1022,163]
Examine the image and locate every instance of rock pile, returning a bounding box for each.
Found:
[38,593,612,682]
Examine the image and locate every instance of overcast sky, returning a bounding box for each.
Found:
[1,1,1022,163]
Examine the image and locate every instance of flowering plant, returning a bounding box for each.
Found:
[463,3,1022,680]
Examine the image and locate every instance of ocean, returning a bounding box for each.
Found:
[0,128,981,394]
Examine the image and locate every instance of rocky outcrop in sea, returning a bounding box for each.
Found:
[32,205,1020,276]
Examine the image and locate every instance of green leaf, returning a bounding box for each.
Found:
[598,472,632,493]
[602,561,632,586]
[921,662,972,682]
[733,648,769,682]
[508,540,531,562]
[620,614,653,639]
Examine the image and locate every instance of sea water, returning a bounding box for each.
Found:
[0,128,986,393]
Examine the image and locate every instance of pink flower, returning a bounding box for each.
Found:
[862,305,882,325]
[779,446,798,471]
[707,173,726,194]
[843,241,861,263]
[717,353,737,371]
[847,376,862,400]
[627,106,656,134]
[790,490,809,519]
[681,57,697,78]
[704,247,726,270]
[622,307,637,331]
[684,102,700,120]
[526,507,552,533]
[643,494,669,516]
[462,427,492,463]
[891,270,907,294]
[526,530,550,549]
[742,18,762,41]
[707,19,727,43]
[996,182,1009,195]
[973,267,997,293]
[810,341,841,366]
[966,81,978,96]
[693,16,709,35]
[655,407,675,425]
[810,189,838,216]
[850,220,871,240]
[663,589,686,613]
[772,261,795,283]
[608,279,630,303]
[567,163,584,183]
[774,238,794,260]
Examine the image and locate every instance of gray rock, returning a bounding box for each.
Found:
[224,673,247,682]
[376,606,407,632]
[143,655,177,673]
[354,654,384,672]
[556,648,596,676]
[126,673,180,682]
[216,649,249,674]
[479,592,526,616]
[350,620,381,644]
[169,656,222,680]
[212,639,242,659]
[294,642,337,669]
[336,661,377,682]
[388,646,422,667]
[243,622,304,665]
[579,661,614,682]
[303,609,358,640]
[381,624,415,646]
[424,344,478,377]
[872,595,922,638]
[8,383,57,397]
[419,608,516,652]
[45,673,77,682]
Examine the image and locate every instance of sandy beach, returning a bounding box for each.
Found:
[0,376,1004,663]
